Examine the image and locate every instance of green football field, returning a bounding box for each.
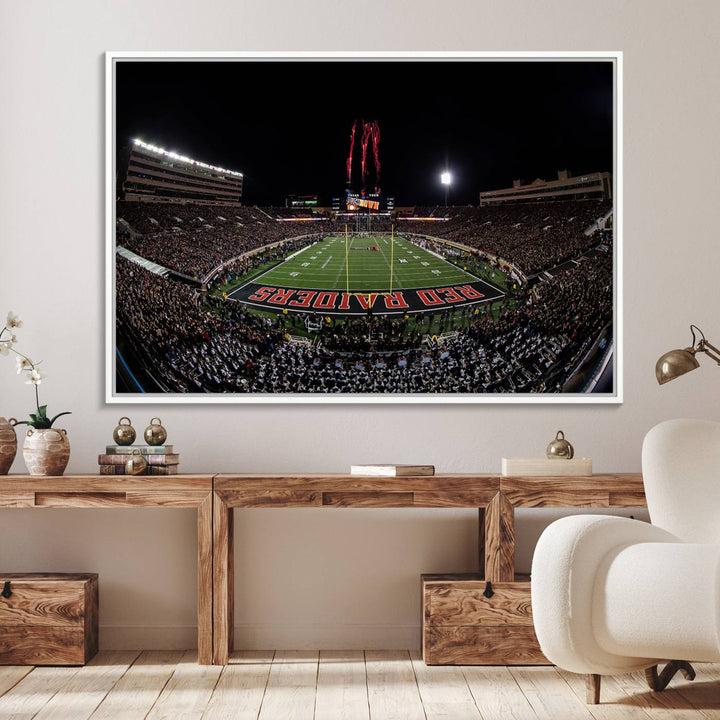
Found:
[254,235,478,292]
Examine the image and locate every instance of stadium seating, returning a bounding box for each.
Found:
[115,198,613,393]
[116,245,612,394]
[117,202,320,280]
[398,200,611,276]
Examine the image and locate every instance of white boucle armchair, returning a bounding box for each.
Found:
[531,418,720,704]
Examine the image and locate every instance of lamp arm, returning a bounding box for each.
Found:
[698,339,720,365]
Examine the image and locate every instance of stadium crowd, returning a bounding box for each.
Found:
[399,200,611,276]
[117,202,319,279]
[114,197,613,394]
[117,199,610,284]
[116,244,612,394]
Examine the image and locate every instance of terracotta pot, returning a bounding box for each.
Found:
[22,428,70,476]
[0,417,17,475]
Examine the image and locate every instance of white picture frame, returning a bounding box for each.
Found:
[106,51,622,404]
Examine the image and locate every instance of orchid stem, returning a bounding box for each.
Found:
[9,347,35,367]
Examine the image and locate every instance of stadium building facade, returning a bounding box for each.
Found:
[119,138,243,205]
[479,169,611,206]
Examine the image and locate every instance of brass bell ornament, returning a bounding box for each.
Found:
[125,449,147,476]
[144,417,167,446]
[112,417,136,446]
[546,430,574,459]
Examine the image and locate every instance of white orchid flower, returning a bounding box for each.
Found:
[16,356,33,373]
[3,310,71,429]
[6,312,22,329]
[25,368,46,385]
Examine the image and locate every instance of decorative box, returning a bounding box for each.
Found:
[422,573,548,665]
[0,573,98,665]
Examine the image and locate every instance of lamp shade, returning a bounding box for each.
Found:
[655,348,700,385]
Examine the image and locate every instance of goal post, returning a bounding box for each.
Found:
[344,224,397,301]
[389,223,394,294]
[345,223,350,295]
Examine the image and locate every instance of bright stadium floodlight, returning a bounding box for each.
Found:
[441,171,452,206]
[131,138,244,178]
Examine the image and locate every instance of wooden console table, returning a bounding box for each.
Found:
[0,475,214,665]
[212,473,646,665]
[0,473,647,666]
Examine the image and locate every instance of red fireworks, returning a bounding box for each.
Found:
[346,121,356,183]
[347,119,381,194]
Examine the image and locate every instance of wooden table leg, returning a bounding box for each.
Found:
[484,492,515,582]
[213,492,234,665]
[478,507,486,577]
[197,493,213,665]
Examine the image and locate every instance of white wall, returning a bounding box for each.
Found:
[1,0,719,650]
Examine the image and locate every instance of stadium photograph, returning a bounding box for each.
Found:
[109,53,619,401]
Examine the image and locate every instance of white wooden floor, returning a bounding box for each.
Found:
[0,650,718,720]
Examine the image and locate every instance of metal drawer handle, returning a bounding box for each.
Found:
[483,581,494,599]
[1,581,11,599]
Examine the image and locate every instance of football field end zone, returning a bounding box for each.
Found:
[226,278,505,317]
[255,234,479,292]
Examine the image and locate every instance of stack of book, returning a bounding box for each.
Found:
[98,445,180,475]
[501,457,591,476]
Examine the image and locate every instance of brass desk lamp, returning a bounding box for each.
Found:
[656,325,720,384]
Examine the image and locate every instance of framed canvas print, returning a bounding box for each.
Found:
[106,51,622,404]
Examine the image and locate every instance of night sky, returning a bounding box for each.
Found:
[115,59,614,206]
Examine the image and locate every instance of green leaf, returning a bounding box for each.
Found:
[16,419,49,429]
[48,411,71,427]
[36,405,48,419]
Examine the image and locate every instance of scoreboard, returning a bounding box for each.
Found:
[334,191,394,215]
[345,190,384,212]
[287,194,318,207]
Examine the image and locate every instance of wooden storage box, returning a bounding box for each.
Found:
[0,573,98,665]
[422,573,548,665]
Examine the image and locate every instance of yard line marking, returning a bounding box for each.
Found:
[334,236,349,289]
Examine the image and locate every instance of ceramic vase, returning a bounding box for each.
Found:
[22,428,70,476]
[0,417,17,475]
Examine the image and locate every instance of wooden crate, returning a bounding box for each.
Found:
[0,573,98,665]
[422,573,548,665]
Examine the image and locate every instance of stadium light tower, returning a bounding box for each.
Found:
[441,171,452,207]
